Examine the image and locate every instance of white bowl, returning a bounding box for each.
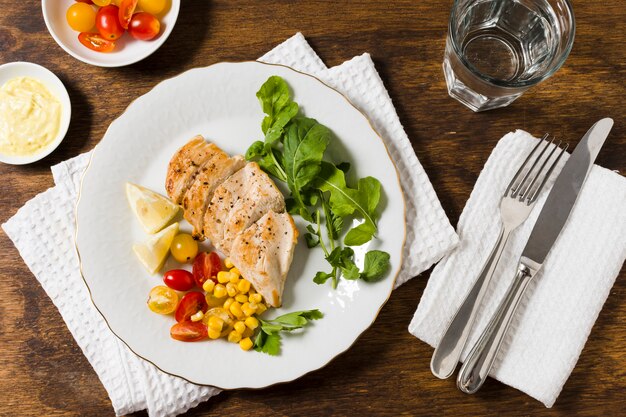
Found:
[0,62,72,165]
[41,0,180,68]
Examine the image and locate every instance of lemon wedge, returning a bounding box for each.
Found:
[126,182,179,234]
[133,222,179,274]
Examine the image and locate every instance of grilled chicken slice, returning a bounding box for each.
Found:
[165,136,216,204]
[204,162,285,254]
[229,211,298,307]
[181,151,245,239]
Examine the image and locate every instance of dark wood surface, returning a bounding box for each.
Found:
[1,1,624,416]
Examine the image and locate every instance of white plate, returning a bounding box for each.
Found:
[75,61,406,389]
[0,62,71,165]
[42,0,180,67]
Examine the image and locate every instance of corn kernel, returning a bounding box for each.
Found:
[229,274,240,284]
[242,327,254,338]
[217,271,230,284]
[207,316,224,332]
[190,311,204,322]
[239,337,253,351]
[206,294,225,308]
[235,294,248,303]
[227,330,241,343]
[224,257,234,269]
[213,283,227,298]
[230,267,240,275]
[202,280,215,293]
[244,316,259,330]
[237,279,251,294]
[208,328,221,339]
[241,302,256,317]
[234,321,246,334]
[229,301,244,318]
[223,297,235,311]
[226,282,238,297]
[256,303,267,315]
[249,293,262,304]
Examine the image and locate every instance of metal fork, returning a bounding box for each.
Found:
[430,135,567,379]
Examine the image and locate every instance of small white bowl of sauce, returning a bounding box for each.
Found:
[0,62,71,165]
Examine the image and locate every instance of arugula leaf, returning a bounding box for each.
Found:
[313,271,333,284]
[344,221,376,246]
[245,140,287,182]
[283,118,330,220]
[253,309,323,356]
[315,162,382,246]
[256,75,299,137]
[360,250,391,282]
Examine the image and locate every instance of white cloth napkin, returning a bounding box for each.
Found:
[2,33,457,417]
[409,130,626,407]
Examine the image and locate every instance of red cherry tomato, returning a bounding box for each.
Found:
[170,322,207,342]
[78,32,115,52]
[128,12,160,40]
[163,269,195,291]
[118,0,138,29]
[175,291,208,322]
[192,252,222,288]
[96,5,124,40]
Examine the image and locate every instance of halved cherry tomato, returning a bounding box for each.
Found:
[163,269,195,291]
[128,12,160,40]
[147,285,178,314]
[78,32,116,52]
[96,5,124,40]
[118,0,138,29]
[170,321,208,342]
[175,291,208,322]
[192,252,222,288]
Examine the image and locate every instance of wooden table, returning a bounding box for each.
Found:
[1,1,624,415]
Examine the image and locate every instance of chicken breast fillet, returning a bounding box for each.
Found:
[181,150,245,239]
[204,162,285,254]
[229,211,298,307]
[165,136,216,204]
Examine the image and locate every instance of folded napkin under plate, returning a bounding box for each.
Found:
[2,33,458,416]
[410,130,626,407]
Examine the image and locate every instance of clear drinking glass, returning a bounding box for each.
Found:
[443,0,575,111]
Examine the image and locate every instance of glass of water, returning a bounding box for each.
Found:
[443,0,575,111]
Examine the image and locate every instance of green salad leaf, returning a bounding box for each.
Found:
[245,75,391,289]
[253,309,323,356]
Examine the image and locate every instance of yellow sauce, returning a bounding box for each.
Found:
[0,77,61,156]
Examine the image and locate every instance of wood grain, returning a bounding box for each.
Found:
[1,0,624,415]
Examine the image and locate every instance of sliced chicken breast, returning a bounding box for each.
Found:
[204,162,285,254]
[181,150,245,239]
[229,211,298,307]
[165,136,216,204]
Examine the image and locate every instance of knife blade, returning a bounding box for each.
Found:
[521,117,614,269]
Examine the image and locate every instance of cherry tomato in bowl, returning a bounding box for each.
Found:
[170,321,208,342]
[163,269,195,291]
[78,32,116,52]
[118,0,139,29]
[192,252,222,288]
[129,12,161,40]
[96,5,125,40]
[175,291,208,322]
[66,3,96,32]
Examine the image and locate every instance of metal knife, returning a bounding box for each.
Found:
[456,118,614,394]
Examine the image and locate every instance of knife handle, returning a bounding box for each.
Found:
[456,263,534,393]
[430,227,510,379]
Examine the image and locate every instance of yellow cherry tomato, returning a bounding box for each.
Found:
[147,285,178,314]
[170,233,198,263]
[138,0,167,15]
[93,0,112,6]
[66,3,96,32]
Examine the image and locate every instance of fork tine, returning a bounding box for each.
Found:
[518,139,561,201]
[526,142,569,203]
[510,134,553,198]
[504,133,548,197]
